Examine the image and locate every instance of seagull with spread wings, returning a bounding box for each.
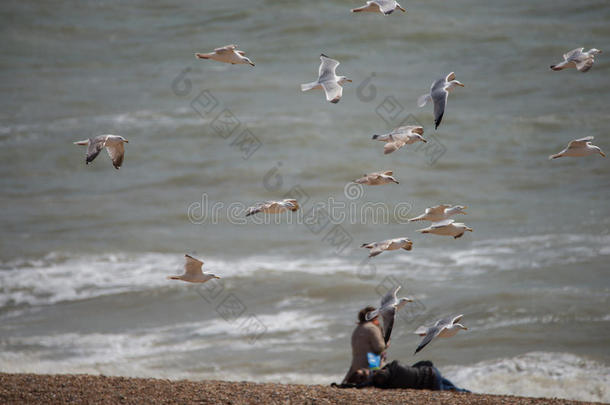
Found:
[74,135,128,169]
[414,314,468,354]
[354,171,399,185]
[408,204,467,222]
[372,126,426,155]
[418,72,464,129]
[549,136,606,159]
[417,219,473,239]
[550,48,602,72]
[351,0,406,15]
[167,254,221,283]
[301,54,352,103]
[366,286,413,343]
[195,44,255,66]
[361,237,413,257]
[245,199,299,217]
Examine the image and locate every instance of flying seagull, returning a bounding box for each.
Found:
[351,0,406,15]
[418,72,464,129]
[361,237,413,257]
[366,286,413,343]
[408,204,467,222]
[354,171,399,185]
[167,254,221,283]
[549,136,606,159]
[246,199,299,217]
[301,54,352,103]
[417,219,473,239]
[550,48,602,72]
[74,134,128,169]
[195,44,255,66]
[372,126,426,155]
[414,314,468,354]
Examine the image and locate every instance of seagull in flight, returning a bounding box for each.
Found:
[245,199,299,217]
[414,314,468,354]
[550,48,602,72]
[417,219,473,239]
[372,125,426,155]
[301,54,352,103]
[354,171,399,186]
[361,237,412,257]
[74,134,128,169]
[167,254,221,283]
[351,0,406,15]
[195,44,255,66]
[408,204,467,222]
[418,72,464,129]
[366,286,413,343]
[549,136,605,159]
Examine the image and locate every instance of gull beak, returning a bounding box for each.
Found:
[600,151,606,157]
[407,298,414,302]
[458,83,465,87]
[347,79,353,82]
[398,6,406,12]
[214,275,221,279]
[249,62,255,67]
[463,327,468,330]
[466,227,473,232]
[124,139,129,143]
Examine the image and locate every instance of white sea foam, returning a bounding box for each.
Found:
[444,352,610,402]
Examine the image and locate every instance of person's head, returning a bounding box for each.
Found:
[358,306,377,324]
[347,368,370,385]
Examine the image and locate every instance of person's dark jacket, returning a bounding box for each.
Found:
[370,360,438,390]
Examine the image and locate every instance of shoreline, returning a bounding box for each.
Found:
[0,373,601,404]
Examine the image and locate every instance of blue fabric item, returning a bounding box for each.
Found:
[433,367,471,393]
[367,352,381,370]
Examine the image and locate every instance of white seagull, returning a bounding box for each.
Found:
[301,54,352,103]
[550,48,602,73]
[366,286,413,343]
[414,314,468,354]
[361,237,413,257]
[408,204,467,222]
[74,134,128,170]
[418,72,464,129]
[351,0,406,15]
[245,199,299,217]
[417,219,473,239]
[195,44,255,66]
[354,171,399,186]
[549,136,606,160]
[372,125,426,155]
[167,254,221,283]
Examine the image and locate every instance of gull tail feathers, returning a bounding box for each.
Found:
[417,94,431,107]
[301,81,318,92]
[74,140,89,145]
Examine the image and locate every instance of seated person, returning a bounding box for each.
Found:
[342,306,388,384]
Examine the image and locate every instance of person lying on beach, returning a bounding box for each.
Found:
[340,361,470,392]
[341,306,388,384]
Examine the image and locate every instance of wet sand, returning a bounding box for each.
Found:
[0,373,601,404]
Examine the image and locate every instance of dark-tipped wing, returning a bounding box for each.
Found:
[86,136,105,164]
[414,325,441,354]
[430,78,448,129]
[321,81,342,103]
[382,308,395,343]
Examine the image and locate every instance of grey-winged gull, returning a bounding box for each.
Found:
[417,219,473,239]
[246,199,299,217]
[408,204,467,222]
[418,72,464,129]
[351,0,406,15]
[74,134,128,169]
[301,54,352,104]
[366,286,413,343]
[354,171,399,186]
[361,237,412,257]
[550,48,602,72]
[195,44,255,66]
[372,125,426,155]
[549,136,606,159]
[167,254,221,283]
[414,314,467,354]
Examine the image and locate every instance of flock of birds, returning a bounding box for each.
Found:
[70,2,604,356]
